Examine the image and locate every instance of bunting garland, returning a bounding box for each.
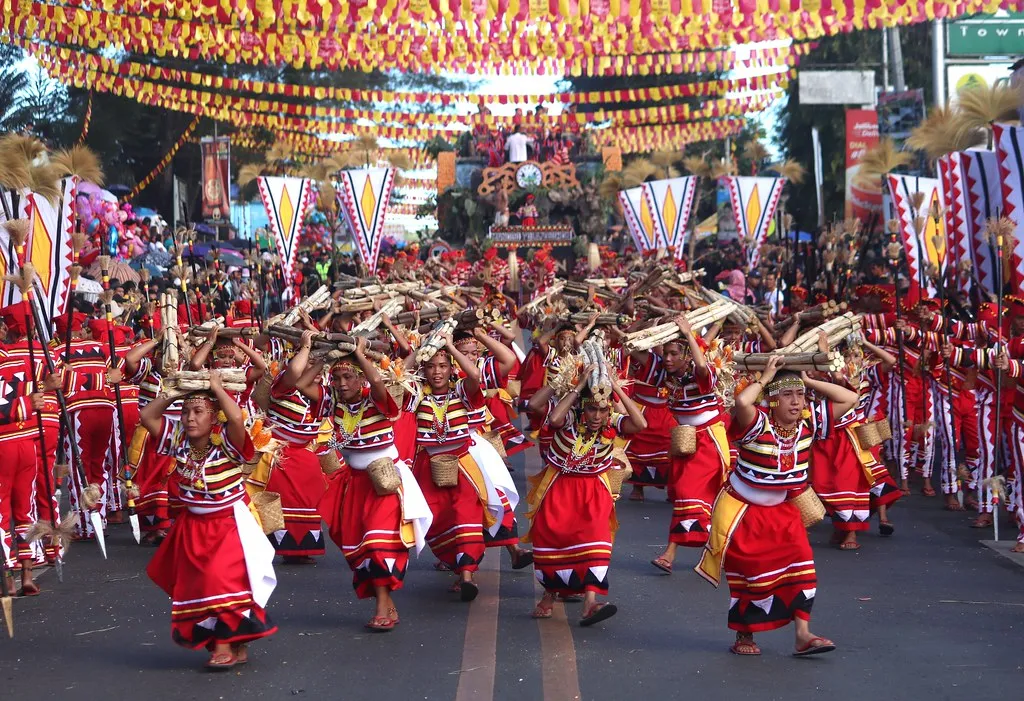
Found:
[887,174,947,297]
[119,116,201,203]
[1,0,1014,74]
[591,119,746,153]
[994,123,1024,296]
[642,176,699,260]
[76,92,92,146]
[725,176,786,269]
[619,187,657,252]
[336,168,397,276]
[257,176,315,301]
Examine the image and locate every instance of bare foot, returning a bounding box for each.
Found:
[1010,542,1024,553]
[629,486,644,502]
[944,494,964,511]
[922,483,936,497]
[971,514,993,528]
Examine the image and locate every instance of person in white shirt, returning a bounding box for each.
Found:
[505,126,534,163]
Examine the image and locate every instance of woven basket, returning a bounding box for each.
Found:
[367,457,401,496]
[605,466,631,496]
[241,453,261,475]
[251,374,273,412]
[670,425,697,456]
[251,490,285,535]
[481,430,508,458]
[430,454,460,488]
[790,488,825,527]
[506,379,522,398]
[318,449,345,475]
[875,418,892,442]
[854,422,882,449]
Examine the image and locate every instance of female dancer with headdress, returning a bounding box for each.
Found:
[405,332,506,601]
[525,365,647,626]
[308,336,432,631]
[696,356,857,656]
[140,370,276,670]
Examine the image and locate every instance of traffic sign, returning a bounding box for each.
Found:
[948,11,1024,56]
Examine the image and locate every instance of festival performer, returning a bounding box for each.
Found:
[53,310,117,538]
[141,370,276,670]
[517,193,539,226]
[696,356,857,656]
[404,332,504,602]
[525,365,647,626]
[314,335,431,631]
[633,316,730,573]
[254,329,331,563]
[189,325,268,412]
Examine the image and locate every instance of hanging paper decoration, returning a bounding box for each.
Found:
[726,176,785,269]
[257,176,315,301]
[887,174,947,298]
[642,176,698,260]
[995,123,1024,296]
[619,187,657,252]
[336,168,396,276]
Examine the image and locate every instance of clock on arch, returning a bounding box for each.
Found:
[515,162,544,189]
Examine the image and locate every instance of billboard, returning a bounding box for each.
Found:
[845,108,882,227]
[200,136,231,223]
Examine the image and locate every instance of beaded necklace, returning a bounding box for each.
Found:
[769,418,801,472]
[179,442,212,489]
[425,390,452,442]
[335,398,367,448]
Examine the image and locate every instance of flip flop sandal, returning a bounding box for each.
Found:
[922,487,937,497]
[511,550,534,570]
[838,541,861,551]
[628,490,644,502]
[205,653,238,670]
[365,616,397,632]
[460,581,480,602]
[579,603,617,627]
[650,557,673,575]
[793,637,836,657]
[388,607,400,626]
[971,517,993,529]
[434,561,453,572]
[19,581,40,597]
[231,644,249,664]
[729,641,762,656]
[531,603,554,619]
[879,521,895,537]
[447,581,462,593]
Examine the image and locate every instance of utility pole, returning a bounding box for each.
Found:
[932,19,947,107]
[890,26,906,92]
[881,27,891,93]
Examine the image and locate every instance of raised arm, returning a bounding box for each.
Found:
[676,316,708,375]
[233,337,268,381]
[209,370,247,449]
[352,336,389,407]
[547,366,591,430]
[280,329,316,391]
[446,335,481,397]
[474,326,517,377]
[189,325,217,369]
[124,333,160,377]
[733,355,783,430]
[611,375,647,434]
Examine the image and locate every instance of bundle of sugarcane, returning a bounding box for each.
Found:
[630,266,674,298]
[700,287,757,327]
[160,291,182,374]
[582,277,628,288]
[520,281,565,315]
[342,281,421,299]
[332,297,381,314]
[164,369,248,394]
[784,312,862,353]
[732,351,844,373]
[560,312,633,326]
[190,326,260,340]
[332,274,377,289]
[351,297,404,334]
[563,280,623,303]
[677,269,706,285]
[579,336,614,407]
[416,317,459,363]
[279,285,332,326]
[775,300,848,330]
[622,299,736,352]
[392,304,452,328]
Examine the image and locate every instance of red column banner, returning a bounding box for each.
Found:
[200,136,231,222]
[844,108,881,227]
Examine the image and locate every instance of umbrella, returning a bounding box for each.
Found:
[85,259,141,284]
[786,230,814,243]
[131,249,171,277]
[208,249,246,267]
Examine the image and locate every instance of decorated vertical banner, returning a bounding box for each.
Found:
[641,176,698,260]
[257,176,315,297]
[618,186,657,252]
[0,187,30,308]
[886,174,947,297]
[200,136,231,222]
[955,150,1001,294]
[725,176,785,269]
[336,168,396,275]
[995,123,1024,295]
[844,109,882,226]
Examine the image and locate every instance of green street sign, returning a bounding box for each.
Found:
[948,12,1024,56]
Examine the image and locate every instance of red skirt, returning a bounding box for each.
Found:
[320,468,409,598]
[130,428,174,533]
[723,498,816,633]
[265,444,327,557]
[811,431,872,532]
[529,473,613,596]
[517,347,547,404]
[486,394,533,457]
[147,507,277,649]
[412,449,486,574]
[625,403,673,487]
[667,423,727,546]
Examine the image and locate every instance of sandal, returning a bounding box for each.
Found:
[19,581,40,597]
[460,581,479,603]
[365,616,397,632]
[205,652,237,670]
[650,557,673,575]
[879,520,895,537]
[510,549,534,570]
[434,560,453,572]
[231,643,249,664]
[729,640,761,656]
[922,486,937,497]
[628,489,644,502]
[387,607,400,625]
[794,636,836,657]
[447,581,462,593]
[579,602,617,627]
[838,541,861,551]
[971,515,993,529]
[531,602,554,619]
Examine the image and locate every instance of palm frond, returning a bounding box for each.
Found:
[386,152,413,171]
[906,105,958,159]
[710,158,736,179]
[598,172,625,200]
[651,150,677,169]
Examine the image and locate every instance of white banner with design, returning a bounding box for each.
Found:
[642,176,698,260]
[257,176,315,299]
[336,168,396,276]
[725,176,785,269]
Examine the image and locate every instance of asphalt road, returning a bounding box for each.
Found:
[3,443,1023,701]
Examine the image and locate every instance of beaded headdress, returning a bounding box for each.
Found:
[765,375,805,397]
[182,393,215,409]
